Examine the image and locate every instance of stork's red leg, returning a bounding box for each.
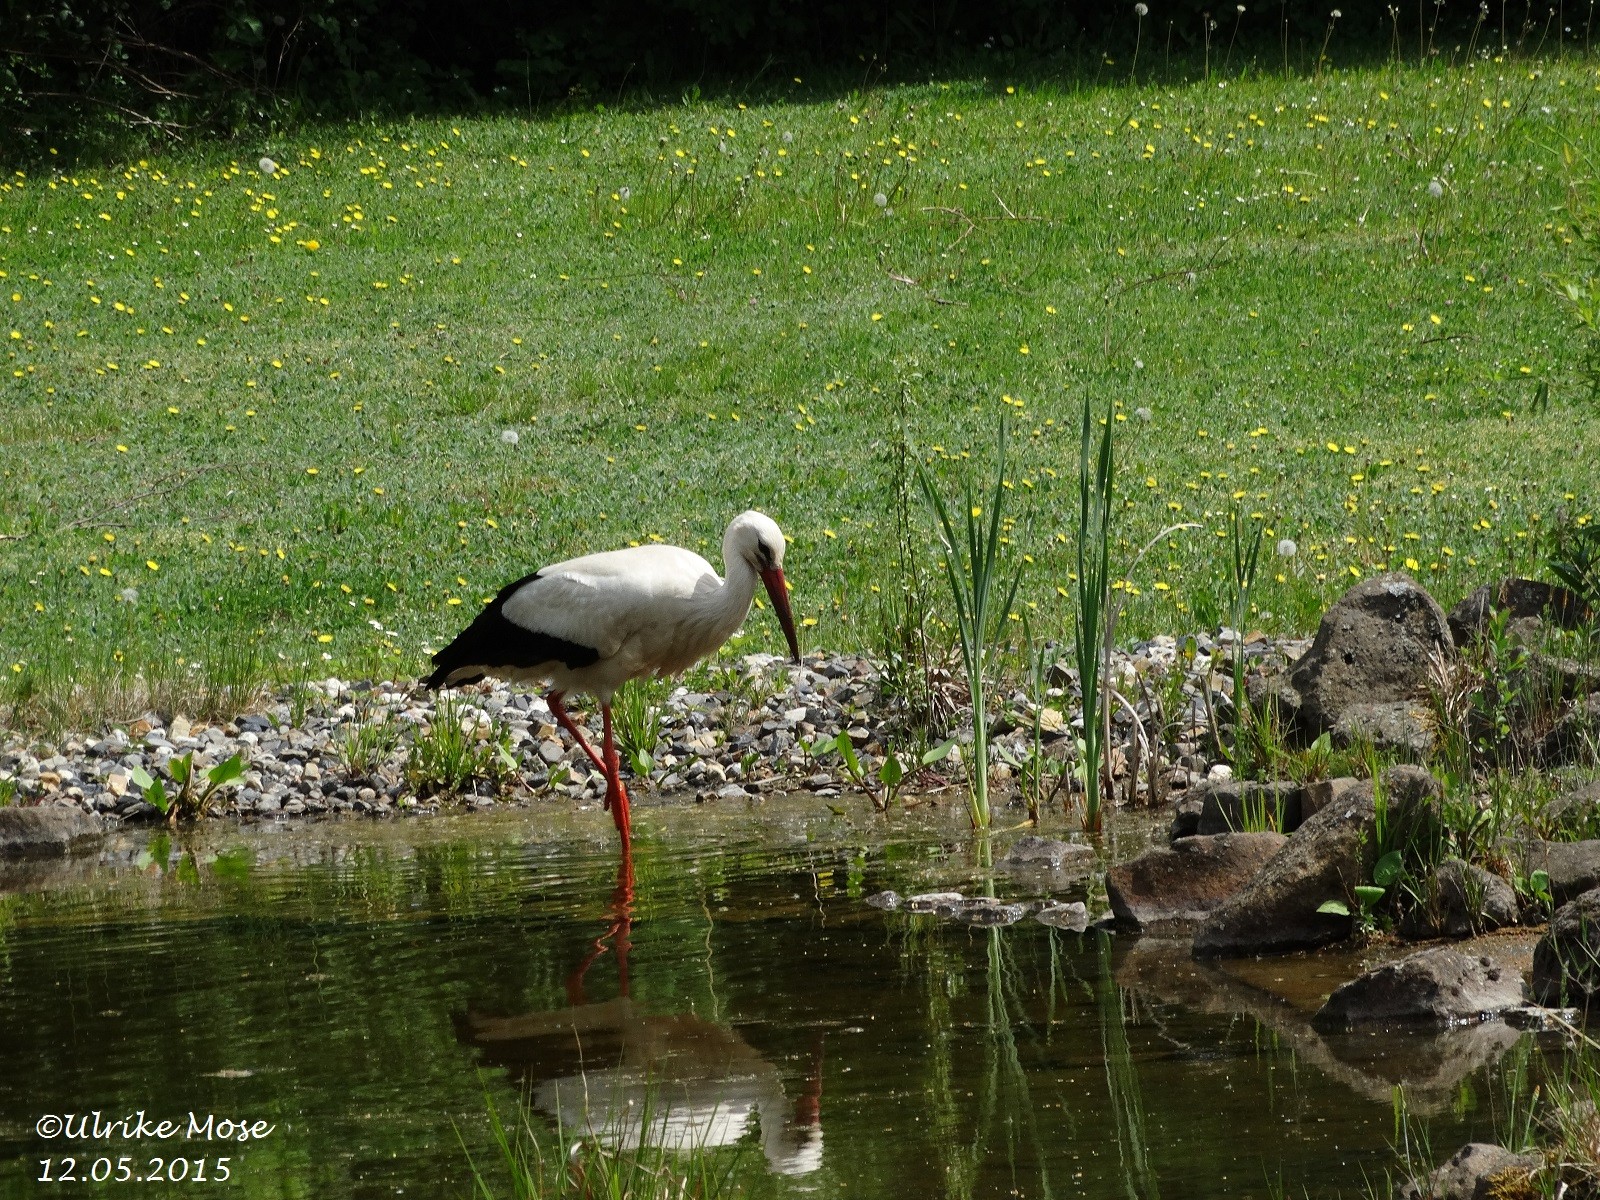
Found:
[601,702,633,844]
[547,690,606,775]
[563,853,635,1005]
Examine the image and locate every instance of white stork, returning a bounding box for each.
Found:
[423,511,800,855]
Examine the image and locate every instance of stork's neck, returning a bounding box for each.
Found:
[713,551,760,627]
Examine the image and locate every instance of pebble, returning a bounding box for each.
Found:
[1034,902,1091,931]
[906,892,966,913]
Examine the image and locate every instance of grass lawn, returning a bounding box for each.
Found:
[2,53,1598,728]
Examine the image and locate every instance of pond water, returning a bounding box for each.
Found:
[0,798,1530,1198]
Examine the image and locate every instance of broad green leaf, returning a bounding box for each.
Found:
[879,755,904,788]
[1316,899,1351,917]
[810,734,841,759]
[129,766,155,790]
[145,780,169,814]
[837,737,862,778]
[169,753,193,785]
[1372,850,1405,888]
[922,737,957,765]
[1354,884,1387,907]
[206,753,245,787]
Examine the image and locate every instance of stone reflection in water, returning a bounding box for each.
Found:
[454,858,825,1175]
[1110,937,1526,1114]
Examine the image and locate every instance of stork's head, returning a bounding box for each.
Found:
[726,510,800,664]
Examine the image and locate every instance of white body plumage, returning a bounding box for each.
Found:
[426,510,799,703]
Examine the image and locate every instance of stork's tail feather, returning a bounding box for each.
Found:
[421,661,486,690]
[422,568,601,691]
[421,631,489,689]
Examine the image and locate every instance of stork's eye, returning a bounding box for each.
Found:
[755,541,774,569]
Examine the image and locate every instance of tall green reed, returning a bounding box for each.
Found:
[917,420,1023,831]
[1074,399,1116,833]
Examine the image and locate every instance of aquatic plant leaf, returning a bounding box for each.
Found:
[206,753,245,787]
[1373,850,1405,888]
[879,755,904,788]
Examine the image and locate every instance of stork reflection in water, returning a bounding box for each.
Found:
[455,859,824,1176]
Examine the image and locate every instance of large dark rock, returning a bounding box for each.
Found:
[1106,832,1287,933]
[0,804,104,860]
[1332,700,1436,758]
[1512,839,1600,906]
[1539,782,1600,842]
[1447,576,1589,647]
[1193,784,1375,957]
[1273,574,1453,747]
[1528,651,1600,704]
[1381,762,1448,816]
[1170,792,1205,841]
[1536,693,1600,768]
[1301,776,1365,822]
[1193,766,1442,958]
[1533,887,1600,1005]
[1313,948,1524,1031]
[1194,780,1304,836]
[1399,859,1519,940]
[1394,1142,1539,1200]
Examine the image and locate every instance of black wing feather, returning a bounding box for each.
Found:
[422,570,601,689]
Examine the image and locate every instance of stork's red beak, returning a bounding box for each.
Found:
[761,567,801,664]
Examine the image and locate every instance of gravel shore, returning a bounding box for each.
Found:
[0,632,1307,825]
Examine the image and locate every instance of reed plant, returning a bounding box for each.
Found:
[613,676,669,780]
[405,694,517,799]
[917,419,1023,831]
[1073,399,1116,833]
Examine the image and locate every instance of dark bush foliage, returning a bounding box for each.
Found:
[0,0,1552,159]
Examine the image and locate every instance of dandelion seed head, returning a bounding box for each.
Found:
[1134,2,1148,14]
[119,587,139,604]
[500,429,520,445]
[1427,178,1444,198]
[258,157,278,176]
[618,186,631,201]
[873,192,888,207]
[1277,538,1298,557]
[1135,406,1152,421]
